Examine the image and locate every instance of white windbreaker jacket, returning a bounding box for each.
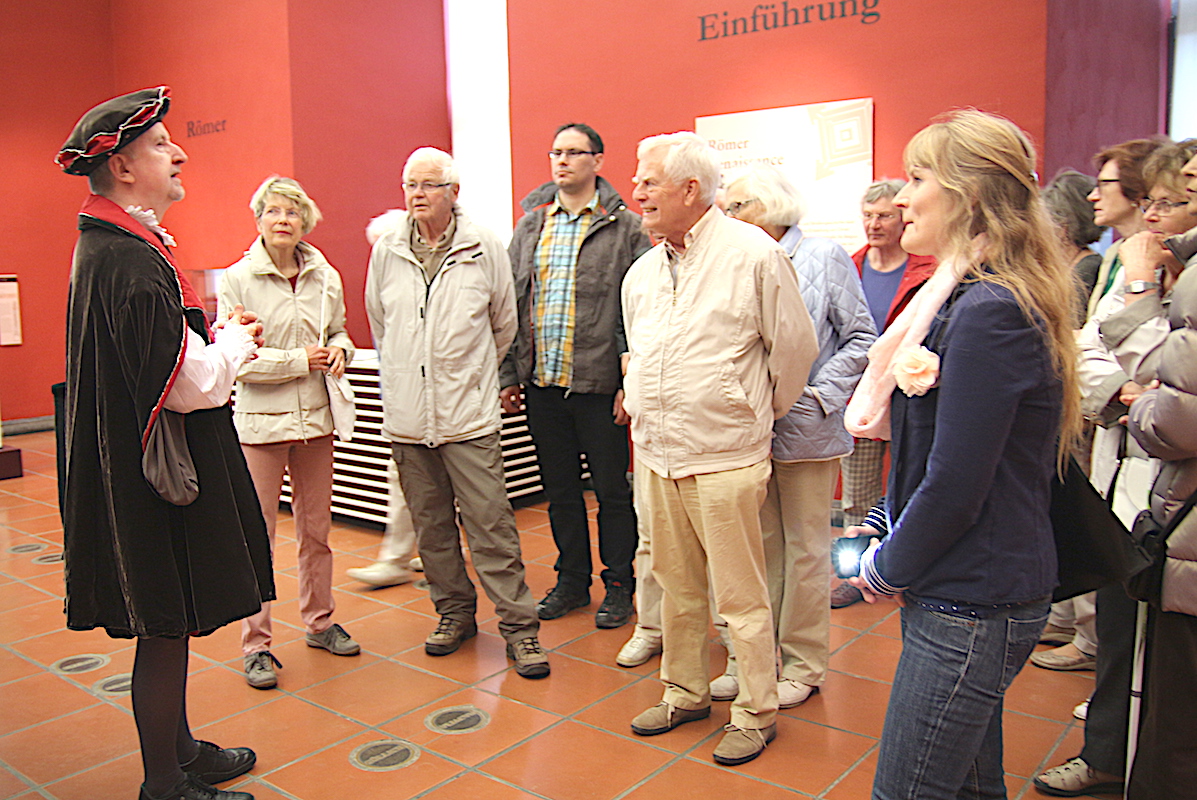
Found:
[365,208,516,447]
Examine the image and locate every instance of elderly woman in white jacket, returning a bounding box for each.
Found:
[218,176,358,690]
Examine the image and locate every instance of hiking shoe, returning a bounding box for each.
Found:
[1030,643,1095,671]
[710,673,739,701]
[536,585,590,620]
[616,634,662,667]
[306,623,360,656]
[181,740,256,785]
[595,581,633,628]
[346,561,415,588]
[830,581,863,608]
[506,636,550,678]
[1033,757,1123,796]
[713,722,776,766]
[243,651,281,690]
[631,702,711,736]
[425,617,477,656]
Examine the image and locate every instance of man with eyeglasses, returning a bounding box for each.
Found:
[500,123,651,633]
[366,147,549,678]
[830,179,935,609]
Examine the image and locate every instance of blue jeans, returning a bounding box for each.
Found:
[872,597,1049,800]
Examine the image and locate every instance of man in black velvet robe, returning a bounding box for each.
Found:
[58,86,273,800]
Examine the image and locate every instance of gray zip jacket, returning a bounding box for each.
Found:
[771,226,876,462]
[500,176,650,395]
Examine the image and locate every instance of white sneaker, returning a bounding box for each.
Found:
[710,673,739,701]
[1074,698,1090,720]
[777,678,817,708]
[616,634,662,667]
[346,561,415,588]
[409,556,423,572]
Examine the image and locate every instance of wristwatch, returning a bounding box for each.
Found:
[1126,280,1161,294]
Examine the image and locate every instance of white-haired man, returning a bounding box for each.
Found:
[365,147,548,678]
[622,132,817,765]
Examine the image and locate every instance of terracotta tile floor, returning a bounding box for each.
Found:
[0,430,1119,799]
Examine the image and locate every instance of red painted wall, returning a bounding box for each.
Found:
[288,0,451,348]
[508,0,1052,217]
[0,1,114,422]
[3,0,449,423]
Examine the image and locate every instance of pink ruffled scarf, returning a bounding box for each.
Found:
[845,258,964,440]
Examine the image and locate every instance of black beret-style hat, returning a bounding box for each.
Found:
[56,86,171,175]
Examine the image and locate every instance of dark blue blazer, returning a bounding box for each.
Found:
[875,281,1062,605]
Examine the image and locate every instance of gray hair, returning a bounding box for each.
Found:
[637,132,720,206]
[403,146,460,186]
[862,178,906,205]
[726,166,805,227]
[1042,169,1104,247]
[250,175,322,234]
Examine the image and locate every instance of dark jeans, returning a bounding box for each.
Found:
[1081,582,1136,774]
[524,383,636,590]
[873,598,1050,800]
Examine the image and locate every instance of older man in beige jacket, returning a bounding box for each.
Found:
[621,132,816,767]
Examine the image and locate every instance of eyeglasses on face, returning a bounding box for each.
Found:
[548,150,597,160]
[862,212,897,222]
[726,198,758,216]
[1138,196,1190,214]
[403,181,452,193]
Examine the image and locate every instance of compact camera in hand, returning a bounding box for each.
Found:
[831,533,882,579]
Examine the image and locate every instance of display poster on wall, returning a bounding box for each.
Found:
[696,97,872,253]
[0,275,22,346]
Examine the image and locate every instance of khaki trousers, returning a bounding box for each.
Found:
[760,458,838,686]
[640,458,778,729]
[241,435,336,654]
[392,433,538,644]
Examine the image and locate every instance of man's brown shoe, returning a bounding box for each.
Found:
[712,722,776,766]
[630,702,711,736]
[424,617,477,656]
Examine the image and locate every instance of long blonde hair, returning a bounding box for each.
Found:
[904,109,1081,465]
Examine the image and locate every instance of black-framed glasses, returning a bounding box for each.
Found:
[548,149,597,160]
[726,198,758,216]
[1139,196,1190,214]
[403,181,452,193]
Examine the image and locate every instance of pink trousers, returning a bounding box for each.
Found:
[240,435,336,655]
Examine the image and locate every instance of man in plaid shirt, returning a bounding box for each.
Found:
[501,124,650,629]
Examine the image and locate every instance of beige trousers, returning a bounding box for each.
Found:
[640,458,778,730]
[760,458,838,686]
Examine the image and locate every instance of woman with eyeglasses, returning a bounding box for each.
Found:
[843,109,1081,799]
[1034,140,1197,795]
[218,176,359,691]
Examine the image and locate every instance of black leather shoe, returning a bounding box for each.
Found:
[595,581,633,628]
[536,585,590,620]
[140,772,254,799]
[181,740,256,784]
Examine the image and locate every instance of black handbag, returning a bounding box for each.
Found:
[1049,455,1150,602]
[1125,487,1197,605]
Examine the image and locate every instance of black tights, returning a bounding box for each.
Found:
[133,637,199,796]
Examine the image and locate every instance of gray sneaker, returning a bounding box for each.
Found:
[244,651,281,689]
[306,623,360,656]
[506,636,550,678]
